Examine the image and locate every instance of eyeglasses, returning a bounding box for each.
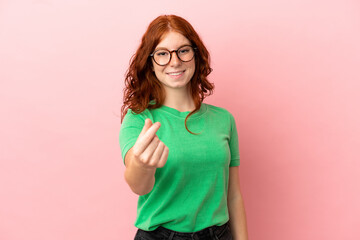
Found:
[149,45,197,66]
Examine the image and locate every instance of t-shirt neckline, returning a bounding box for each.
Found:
[149,100,207,119]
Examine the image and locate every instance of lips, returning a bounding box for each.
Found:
[167,70,185,75]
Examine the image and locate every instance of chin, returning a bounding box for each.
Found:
[163,83,189,90]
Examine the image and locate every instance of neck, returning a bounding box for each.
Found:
[163,86,195,112]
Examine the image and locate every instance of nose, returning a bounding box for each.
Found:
[169,51,181,66]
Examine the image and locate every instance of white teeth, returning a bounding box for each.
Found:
[168,71,184,75]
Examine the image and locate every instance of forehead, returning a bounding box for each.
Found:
[155,31,191,50]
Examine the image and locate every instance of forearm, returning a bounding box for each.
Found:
[228,196,249,240]
[124,149,156,195]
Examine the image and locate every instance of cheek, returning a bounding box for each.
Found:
[190,59,196,70]
[188,62,196,75]
[152,61,162,73]
[153,69,167,81]
[153,66,165,75]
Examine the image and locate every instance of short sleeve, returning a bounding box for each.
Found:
[119,109,146,166]
[229,113,240,167]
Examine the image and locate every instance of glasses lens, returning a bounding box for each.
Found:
[177,46,195,62]
[152,46,195,66]
[153,50,170,66]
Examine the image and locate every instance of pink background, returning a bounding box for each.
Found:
[1,0,359,239]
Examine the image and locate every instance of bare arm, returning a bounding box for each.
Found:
[228,166,249,240]
[124,147,156,195]
[124,119,169,196]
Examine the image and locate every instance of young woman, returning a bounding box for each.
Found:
[120,14,248,240]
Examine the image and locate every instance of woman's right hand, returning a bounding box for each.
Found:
[124,118,169,195]
[131,118,169,170]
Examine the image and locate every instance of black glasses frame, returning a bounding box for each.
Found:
[149,45,197,66]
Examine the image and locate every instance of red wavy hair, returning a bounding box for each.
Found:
[121,14,214,134]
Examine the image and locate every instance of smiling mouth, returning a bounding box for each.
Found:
[167,70,185,76]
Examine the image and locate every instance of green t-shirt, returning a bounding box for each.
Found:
[119,102,240,232]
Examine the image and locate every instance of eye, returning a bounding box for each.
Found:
[156,51,169,56]
[179,49,189,53]
[179,47,191,54]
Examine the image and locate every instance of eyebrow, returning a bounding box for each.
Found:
[154,44,191,52]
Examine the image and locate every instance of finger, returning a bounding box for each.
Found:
[139,136,160,165]
[139,118,153,137]
[134,121,161,155]
[156,145,169,168]
[139,121,161,145]
[148,140,165,166]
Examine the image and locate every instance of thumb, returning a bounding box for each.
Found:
[139,118,153,136]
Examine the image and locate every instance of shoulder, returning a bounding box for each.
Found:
[121,108,153,128]
[124,108,151,119]
[203,103,237,131]
[203,103,235,119]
